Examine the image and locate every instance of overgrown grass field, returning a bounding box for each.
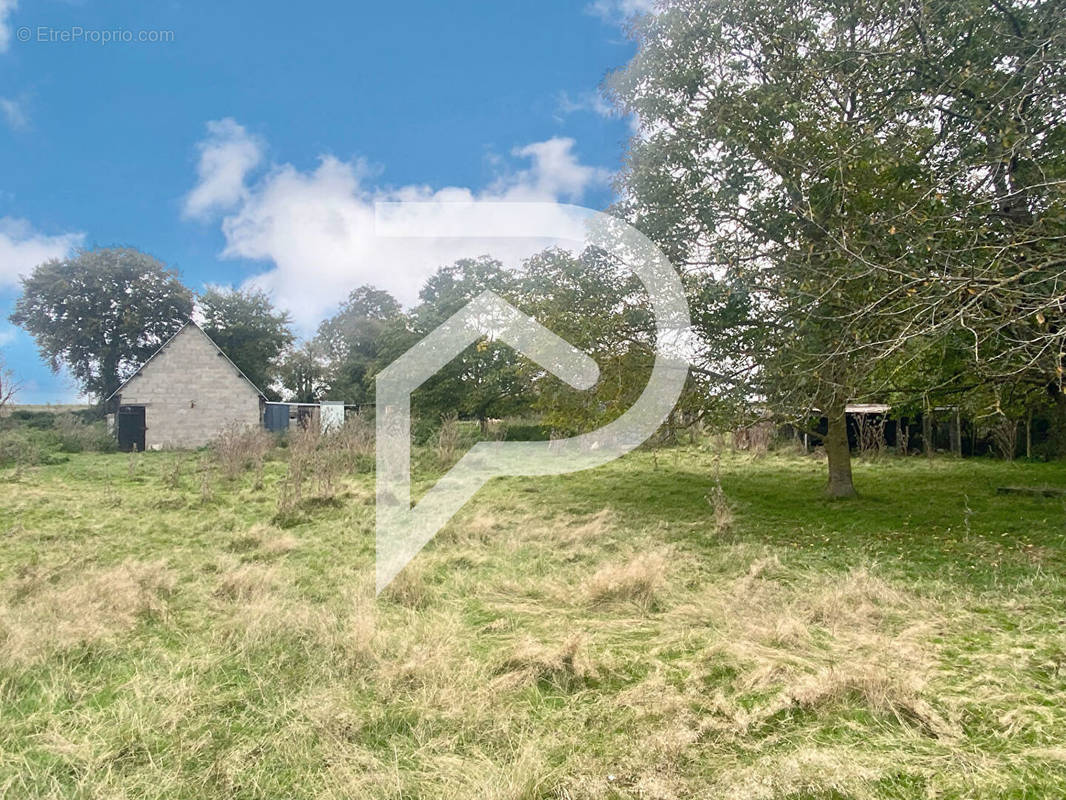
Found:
[2,444,1065,798]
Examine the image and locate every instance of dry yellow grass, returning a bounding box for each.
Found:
[213,558,277,602]
[0,560,174,666]
[585,550,668,610]
[494,633,596,690]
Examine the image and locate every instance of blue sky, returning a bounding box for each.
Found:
[0,0,648,402]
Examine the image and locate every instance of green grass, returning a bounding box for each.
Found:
[1,444,1065,798]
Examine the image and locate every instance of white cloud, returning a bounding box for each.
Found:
[0,97,27,130]
[587,0,657,24]
[556,90,615,120]
[0,0,16,53]
[494,138,612,202]
[190,123,613,329]
[0,327,15,346]
[555,89,641,136]
[182,118,264,220]
[0,217,84,288]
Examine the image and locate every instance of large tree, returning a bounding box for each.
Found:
[198,286,294,399]
[313,286,401,403]
[515,247,659,434]
[279,341,328,404]
[377,257,535,427]
[907,0,1066,451]
[610,0,1066,495]
[9,248,193,402]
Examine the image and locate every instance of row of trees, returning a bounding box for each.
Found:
[5,246,659,434]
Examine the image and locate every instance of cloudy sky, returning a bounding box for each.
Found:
[0,0,651,402]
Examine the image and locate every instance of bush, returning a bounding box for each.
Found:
[0,429,65,467]
[501,422,552,441]
[411,416,440,446]
[72,407,105,423]
[52,414,115,453]
[5,410,57,430]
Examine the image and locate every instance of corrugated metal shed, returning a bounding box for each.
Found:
[264,403,290,432]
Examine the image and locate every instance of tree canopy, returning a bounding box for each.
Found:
[388,257,534,425]
[609,0,1066,494]
[198,287,294,400]
[312,286,402,404]
[9,248,193,402]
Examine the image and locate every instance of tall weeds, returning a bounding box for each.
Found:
[855,414,887,457]
[274,418,373,520]
[334,414,374,470]
[437,413,460,466]
[277,426,318,517]
[213,423,273,481]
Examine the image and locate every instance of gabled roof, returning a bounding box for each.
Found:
[105,320,266,401]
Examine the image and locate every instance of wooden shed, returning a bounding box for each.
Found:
[106,321,265,451]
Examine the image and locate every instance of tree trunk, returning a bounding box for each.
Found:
[1025,410,1032,460]
[922,397,934,458]
[102,347,120,404]
[824,402,856,498]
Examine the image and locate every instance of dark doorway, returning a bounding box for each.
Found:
[117,405,146,452]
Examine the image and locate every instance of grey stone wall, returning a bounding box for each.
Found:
[117,325,262,449]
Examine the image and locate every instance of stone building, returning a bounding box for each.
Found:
[107,321,265,451]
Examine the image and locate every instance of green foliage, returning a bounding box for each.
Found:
[410,415,442,446]
[609,0,1066,483]
[51,414,116,454]
[0,429,65,467]
[380,257,536,423]
[311,286,401,403]
[8,247,193,401]
[0,412,115,462]
[514,247,658,434]
[5,410,57,430]
[279,341,328,404]
[500,422,552,442]
[198,287,294,400]
[612,0,932,408]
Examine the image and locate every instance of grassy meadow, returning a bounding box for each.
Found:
[1,439,1066,799]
